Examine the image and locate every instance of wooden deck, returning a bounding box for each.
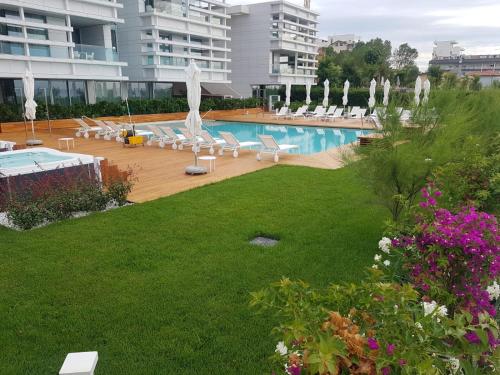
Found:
[0,109,357,202]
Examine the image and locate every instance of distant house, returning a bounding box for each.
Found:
[466,71,500,87]
[320,34,360,53]
[428,41,500,78]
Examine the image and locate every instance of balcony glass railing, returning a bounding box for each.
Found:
[73,44,119,62]
[160,56,188,66]
[145,1,187,17]
[271,64,295,75]
[0,41,25,55]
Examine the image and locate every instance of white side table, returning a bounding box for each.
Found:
[58,137,75,150]
[59,351,98,375]
[198,155,216,172]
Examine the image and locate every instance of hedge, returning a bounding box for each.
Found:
[0,97,263,123]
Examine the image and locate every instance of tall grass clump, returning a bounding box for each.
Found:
[348,89,500,223]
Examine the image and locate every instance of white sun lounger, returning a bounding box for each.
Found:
[218,131,261,158]
[146,126,177,148]
[311,106,327,119]
[322,106,337,120]
[289,105,307,119]
[161,127,193,150]
[200,130,225,155]
[74,118,102,139]
[89,119,116,140]
[256,134,299,163]
[326,108,344,121]
[273,106,289,119]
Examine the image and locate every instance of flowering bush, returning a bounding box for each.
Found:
[387,186,500,322]
[251,276,498,374]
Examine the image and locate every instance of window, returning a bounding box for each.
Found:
[128,82,150,99]
[29,44,50,57]
[0,41,24,55]
[160,56,187,66]
[69,80,87,104]
[95,81,121,103]
[212,61,223,70]
[0,24,22,37]
[50,80,69,105]
[153,82,172,99]
[0,9,20,20]
[145,55,154,65]
[27,28,48,40]
[24,13,46,24]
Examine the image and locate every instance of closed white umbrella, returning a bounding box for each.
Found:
[23,70,42,145]
[305,82,312,105]
[414,76,422,106]
[184,61,205,174]
[285,81,291,107]
[423,79,431,104]
[342,80,349,107]
[383,79,391,107]
[368,78,376,110]
[381,76,385,86]
[322,79,329,108]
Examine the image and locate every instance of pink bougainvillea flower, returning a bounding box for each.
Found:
[367,337,379,350]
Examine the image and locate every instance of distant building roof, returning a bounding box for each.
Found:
[466,70,500,77]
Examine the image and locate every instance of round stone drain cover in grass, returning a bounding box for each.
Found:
[250,236,279,247]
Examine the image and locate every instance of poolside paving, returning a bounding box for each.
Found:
[0,127,348,203]
[0,108,366,202]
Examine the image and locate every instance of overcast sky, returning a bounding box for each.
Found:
[234,0,500,71]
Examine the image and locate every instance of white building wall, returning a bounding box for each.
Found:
[228,0,319,98]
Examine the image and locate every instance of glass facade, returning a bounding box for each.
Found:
[153,82,173,99]
[0,79,87,105]
[128,82,151,99]
[95,81,121,102]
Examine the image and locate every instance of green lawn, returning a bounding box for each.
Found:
[0,166,387,374]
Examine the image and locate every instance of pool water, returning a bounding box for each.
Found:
[0,151,73,169]
[141,121,372,155]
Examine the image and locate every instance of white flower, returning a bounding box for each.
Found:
[437,305,448,317]
[275,341,288,356]
[487,281,500,301]
[378,237,392,254]
[383,260,391,266]
[374,254,382,262]
[415,322,423,330]
[423,301,437,316]
[448,357,460,374]
[422,301,448,321]
[372,264,378,269]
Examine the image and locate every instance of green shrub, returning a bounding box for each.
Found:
[0,97,263,122]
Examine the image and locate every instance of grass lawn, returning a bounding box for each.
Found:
[0,165,387,374]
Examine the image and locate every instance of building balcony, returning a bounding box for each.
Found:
[73,43,119,62]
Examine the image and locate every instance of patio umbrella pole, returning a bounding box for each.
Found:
[44,88,51,134]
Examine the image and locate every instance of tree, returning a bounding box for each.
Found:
[392,43,418,69]
[396,65,420,87]
[317,56,343,86]
[427,65,443,86]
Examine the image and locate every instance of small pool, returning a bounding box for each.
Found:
[0,148,99,177]
[137,121,372,155]
[0,151,73,169]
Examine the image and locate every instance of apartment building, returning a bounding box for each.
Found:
[320,34,360,53]
[0,0,128,105]
[228,0,319,98]
[429,41,500,77]
[117,0,233,99]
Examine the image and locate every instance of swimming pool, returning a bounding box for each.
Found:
[138,121,372,155]
[0,148,100,176]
